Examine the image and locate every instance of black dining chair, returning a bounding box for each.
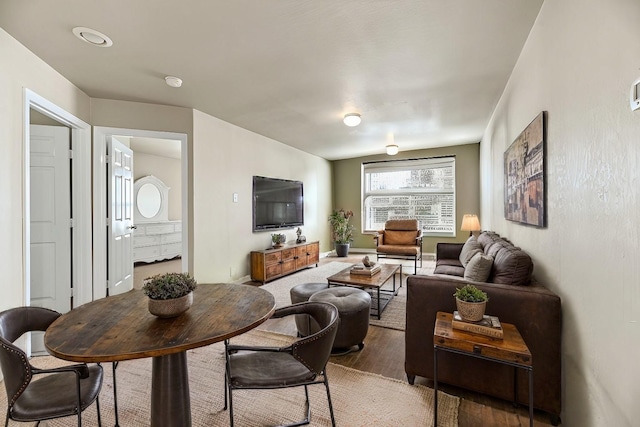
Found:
[0,306,103,427]
[224,301,339,427]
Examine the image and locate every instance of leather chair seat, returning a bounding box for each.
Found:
[310,287,371,353]
[228,352,316,388]
[376,245,421,256]
[12,364,104,421]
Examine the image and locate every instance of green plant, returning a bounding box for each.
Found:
[453,284,488,303]
[142,272,197,300]
[271,233,286,244]
[328,209,355,244]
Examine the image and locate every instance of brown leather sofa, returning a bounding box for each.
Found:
[405,231,562,424]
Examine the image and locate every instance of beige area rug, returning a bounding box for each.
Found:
[260,260,435,331]
[10,329,459,426]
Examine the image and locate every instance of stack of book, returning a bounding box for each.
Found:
[350,264,381,276]
[452,311,504,339]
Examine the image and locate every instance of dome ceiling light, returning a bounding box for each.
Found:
[343,113,361,127]
[165,76,183,88]
[72,27,113,47]
[386,144,399,155]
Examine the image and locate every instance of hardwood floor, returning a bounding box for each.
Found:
[251,253,558,427]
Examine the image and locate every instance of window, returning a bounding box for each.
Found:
[362,157,456,236]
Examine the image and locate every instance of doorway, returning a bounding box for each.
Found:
[93,127,188,299]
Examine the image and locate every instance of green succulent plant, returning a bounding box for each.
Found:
[142,272,197,300]
[453,284,488,303]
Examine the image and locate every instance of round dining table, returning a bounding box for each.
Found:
[45,283,276,427]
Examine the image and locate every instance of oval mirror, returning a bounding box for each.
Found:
[137,183,162,219]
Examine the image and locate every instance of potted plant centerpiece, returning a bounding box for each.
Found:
[453,284,488,322]
[143,272,197,318]
[271,233,286,248]
[328,209,354,257]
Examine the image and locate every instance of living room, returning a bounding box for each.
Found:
[1,1,639,426]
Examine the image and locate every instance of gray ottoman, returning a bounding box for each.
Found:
[290,282,328,336]
[310,287,371,355]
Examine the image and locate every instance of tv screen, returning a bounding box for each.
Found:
[253,176,304,231]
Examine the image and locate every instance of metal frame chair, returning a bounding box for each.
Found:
[0,307,103,427]
[374,219,423,274]
[224,302,339,426]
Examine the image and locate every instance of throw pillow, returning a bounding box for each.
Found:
[459,236,482,267]
[464,252,494,282]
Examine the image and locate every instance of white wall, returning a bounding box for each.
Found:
[0,28,91,311]
[192,110,332,283]
[481,1,640,425]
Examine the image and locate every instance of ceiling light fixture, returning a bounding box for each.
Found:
[386,144,399,155]
[343,113,361,127]
[165,76,183,88]
[72,27,113,47]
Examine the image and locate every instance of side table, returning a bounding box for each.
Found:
[433,311,533,427]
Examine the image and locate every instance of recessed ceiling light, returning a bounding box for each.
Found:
[72,27,113,47]
[343,113,361,127]
[165,76,183,88]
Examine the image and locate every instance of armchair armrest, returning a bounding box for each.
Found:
[435,242,463,260]
[374,230,385,246]
[32,363,90,379]
[415,230,423,244]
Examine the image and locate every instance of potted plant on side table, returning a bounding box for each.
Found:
[328,209,354,257]
[453,284,488,322]
[143,272,198,318]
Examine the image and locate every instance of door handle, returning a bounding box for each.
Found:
[127,225,138,230]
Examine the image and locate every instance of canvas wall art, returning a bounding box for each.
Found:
[504,112,546,227]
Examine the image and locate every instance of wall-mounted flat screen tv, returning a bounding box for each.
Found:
[253,176,304,231]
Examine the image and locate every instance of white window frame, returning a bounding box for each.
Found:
[361,156,456,237]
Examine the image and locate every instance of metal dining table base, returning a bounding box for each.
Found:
[152,352,191,427]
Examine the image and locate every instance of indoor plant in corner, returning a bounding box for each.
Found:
[453,284,488,322]
[143,272,197,318]
[328,209,354,257]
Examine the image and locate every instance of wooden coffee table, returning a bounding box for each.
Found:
[326,263,402,319]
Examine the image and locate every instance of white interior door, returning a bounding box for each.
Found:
[108,137,134,295]
[29,124,71,353]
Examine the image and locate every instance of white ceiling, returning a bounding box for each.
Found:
[0,0,543,161]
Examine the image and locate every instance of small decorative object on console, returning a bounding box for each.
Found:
[296,227,306,243]
[271,233,286,248]
[453,284,488,322]
[143,272,197,318]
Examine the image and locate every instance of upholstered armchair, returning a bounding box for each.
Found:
[374,219,423,274]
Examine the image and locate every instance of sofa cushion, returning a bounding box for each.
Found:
[383,230,418,245]
[459,236,482,267]
[464,252,494,282]
[489,246,533,286]
[433,264,465,277]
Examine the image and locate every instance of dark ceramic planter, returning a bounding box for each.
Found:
[335,243,350,257]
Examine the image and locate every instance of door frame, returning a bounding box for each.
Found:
[23,89,93,310]
[92,127,189,299]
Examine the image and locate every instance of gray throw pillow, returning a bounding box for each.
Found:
[464,252,494,282]
[459,236,482,267]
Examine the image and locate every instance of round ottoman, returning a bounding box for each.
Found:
[310,287,371,354]
[290,282,328,336]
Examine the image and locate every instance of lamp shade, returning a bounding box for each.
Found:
[460,214,481,232]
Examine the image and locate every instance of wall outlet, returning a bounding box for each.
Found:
[233,193,238,203]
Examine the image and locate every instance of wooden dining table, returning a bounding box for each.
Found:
[44,283,276,427]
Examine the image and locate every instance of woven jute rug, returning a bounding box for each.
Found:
[260,260,435,331]
[9,329,458,426]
